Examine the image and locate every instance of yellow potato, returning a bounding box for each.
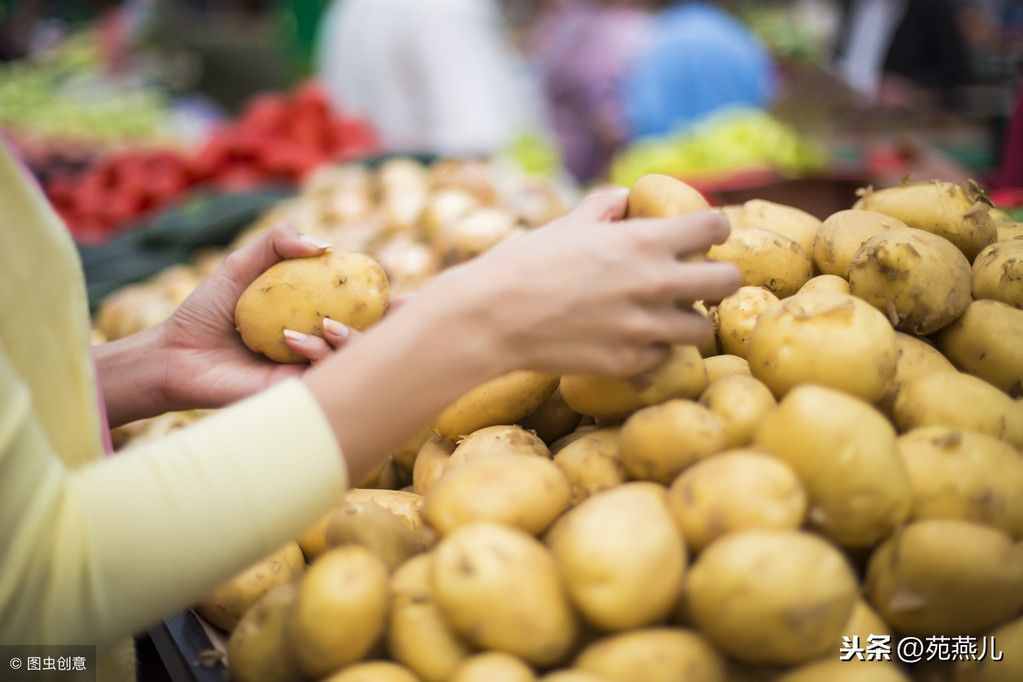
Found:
[559,374,645,422]
[436,371,559,439]
[814,209,907,276]
[748,293,897,402]
[865,520,1023,634]
[693,301,720,356]
[324,497,434,570]
[841,599,891,643]
[997,220,1023,242]
[451,653,536,682]
[716,286,779,359]
[739,199,821,255]
[708,227,813,297]
[343,489,425,529]
[322,662,419,682]
[575,628,727,682]
[421,189,480,242]
[619,400,727,484]
[898,427,1023,537]
[373,234,439,291]
[539,671,607,682]
[289,547,390,678]
[447,425,550,469]
[519,386,582,444]
[940,300,1023,397]
[432,523,578,666]
[547,483,686,631]
[628,344,708,405]
[392,424,433,473]
[893,372,1023,449]
[848,228,972,334]
[424,453,571,535]
[298,512,334,562]
[227,583,303,682]
[878,333,956,414]
[686,530,858,665]
[776,660,910,682]
[196,543,305,632]
[854,180,997,260]
[755,385,910,547]
[435,207,519,262]
[626,174,709,218]
[552,428,625,505]
[972,239,1023,308]
[703,354,750,383]
[389,554,470,682]
[797,274,850,296]
[668,451,806,552]
[698,374,777,448]
[954,615,1023,682]
[234,251,389,363]
[412,436,456,496]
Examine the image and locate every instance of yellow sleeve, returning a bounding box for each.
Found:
[0,354,347,646]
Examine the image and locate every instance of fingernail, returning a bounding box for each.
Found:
[299,234,333,251]
[283,329,310,342]
[322,317,350,339]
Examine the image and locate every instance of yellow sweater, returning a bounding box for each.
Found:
[0,147,348,680]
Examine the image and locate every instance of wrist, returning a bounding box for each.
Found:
[93,323,175,427]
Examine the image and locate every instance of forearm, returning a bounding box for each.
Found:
[92,325,173,428]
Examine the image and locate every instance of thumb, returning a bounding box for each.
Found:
[220,224,332,294]
[568,186,630,223]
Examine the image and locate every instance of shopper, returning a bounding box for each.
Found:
[0,143,740,680]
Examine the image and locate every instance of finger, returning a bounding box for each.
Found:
[389,294,414,311]
[646,308,716,347]
[567,186,630,223]
[322,317,359,348]
[283,329,333,363]
[649,262,742,304]
[221,224,332,291]
[632,210,731,255]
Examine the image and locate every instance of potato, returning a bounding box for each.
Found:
[893,372,1023,448]
[708,227,813,297]
[626,174,709,218]
[898,427,1023,537]
[716,286,779,359]
[451,653,536,682]
[848,228,972,334]
[972,240,1023,308]
[739,199,821,255]
[777,661,910,682]
[692,300,720,356]
[422,189,480,241]
[234,251,389,363]
[392,425,433,473]
[865,520,1023,634]
[940,300,1023,397]
[298,512,334,562]
[878,333,956,414]
[323,662,419,682]
[436,372,559,439]
[196,543,304,632]
[520,387,583,444]
[343,489,425,529]
[227,583,302,682]
[413,436,455,496]
[447,425,550,469]
[699,375,776,448]
[703,354,750,383]
[797,274,850,295]
[424,453,571,535]
[619,400,726,483]
[668,451,806,552]
[433,523,578,666]
[540,671,607,682]
[436,207,518,262]
[324,497,435,570]
[553,428,625,505]
[755,385,910,547]
[997,220,1023,242]
[748,293,897,402]
[547,483,686,630]
[954,615,1023,682]
[686,530,857,665]
[389,554,470,682]
[842,599,891,643]
[814,209,907,276]
[561,345,707,421]
[854,180,997,260]
[575,628,727,682]
[289,547,390,678]
[374,234,439,291]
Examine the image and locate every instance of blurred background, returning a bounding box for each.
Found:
[4,0,1023,300]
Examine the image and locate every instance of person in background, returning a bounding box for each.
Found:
[624,1,775,140]
[316,0,544,157]
[529,0,657,182]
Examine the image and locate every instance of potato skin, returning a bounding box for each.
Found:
[447,425,550,469]
[547,483,686,631]
[451,653,536,682]
[940,300,1023,397]
[878,333,956,414]
[389,554,470,682]
[436,372,558,439]
[324,497,434,570]
[699,374,777,448]
[755,385,911,547]
[552,428,625,505]
[539,671,606,682]
[235,251,389,363]
[893,372,1023,448]
[708,227,813,297]
[412,436,455,496]
[424,453,571,536]
[703,354,750,383]
[814,209,907,276]
[575,628,727,682]
[865,520,1023,635]
[740,199,821,255]
[776,660,910,682]
[432,523,578,666]
[716,286,779,359]
[197,543,305,632]
[343,489,425,529]
[898,427,1023,537]
[848,228,972,334]
[797,273,850,296]
[841,599,891,643]
[685,530,858,666]
[227,583,303,682]
[619,400,727,484]
[748,293,897,402]
[626,174,709,218]
[997,221,1023,242]
[668,451,806,552]
[972,239,1023,308]
[520,387,582,444]
[289,547,390,678]
[322,662,419,682]
[954,615,1023,682]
